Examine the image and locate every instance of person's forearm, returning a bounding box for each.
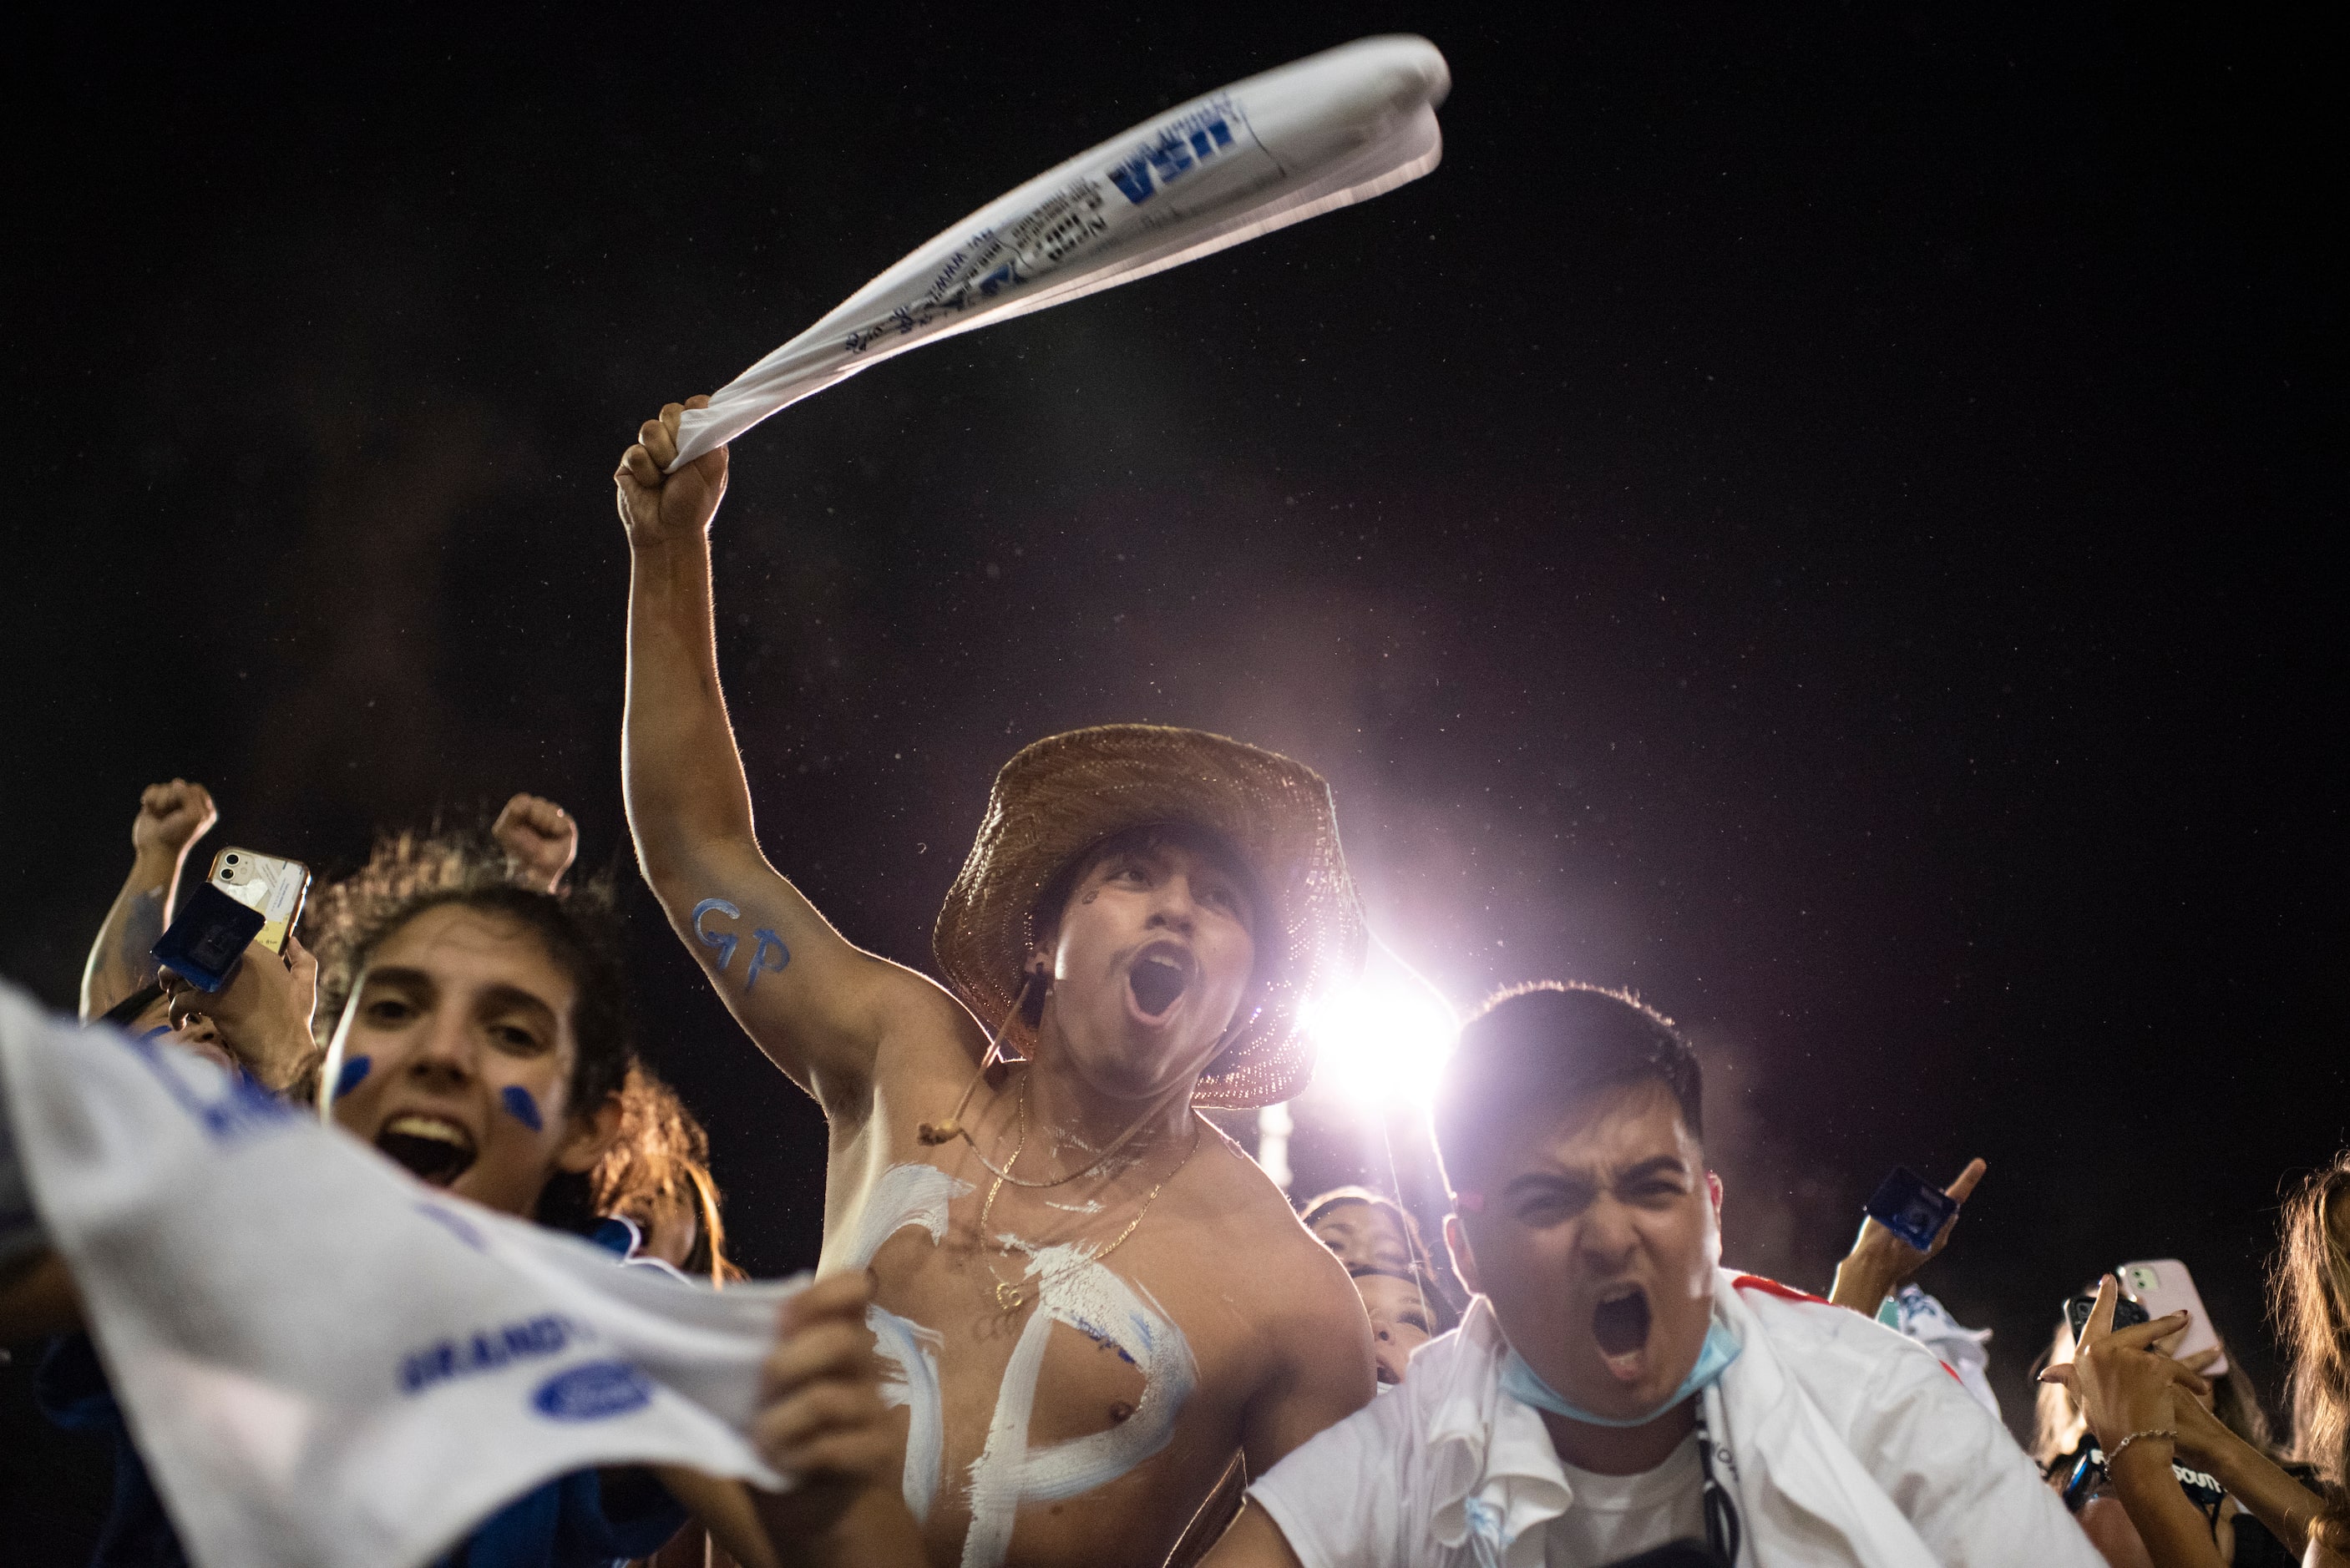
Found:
[623,533,761,890]
[2108,1443,2226,1568]
[1828,1256,1896,1314]
[2194,1428,2320,1555]
[80,850,180,1020]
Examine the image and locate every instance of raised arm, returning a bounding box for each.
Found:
[81,779,216,1020]
[616,399,955,1116]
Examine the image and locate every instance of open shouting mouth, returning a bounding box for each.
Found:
[377,1112,479,1187]
[1127,941,1196,1019]
[1593,1283,1654,1382]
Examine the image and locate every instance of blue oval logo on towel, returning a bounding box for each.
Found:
[532,1360,652,1421]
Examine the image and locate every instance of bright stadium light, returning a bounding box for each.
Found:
[1301,953,1461,1110]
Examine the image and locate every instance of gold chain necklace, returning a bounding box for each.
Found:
[974,1077,1205,1315]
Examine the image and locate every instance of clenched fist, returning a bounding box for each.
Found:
[615,397,730,550]
[132,780,217,864]
[492,793,578,894]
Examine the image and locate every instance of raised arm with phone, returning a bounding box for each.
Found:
[1827,1157,1987,1315]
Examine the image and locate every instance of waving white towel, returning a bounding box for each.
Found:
[0,981,803,1568]
[671,33,1451,468]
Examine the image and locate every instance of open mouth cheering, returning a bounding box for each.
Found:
[1593,1282,1654,1380]
[1127,942,1195,1019]
[376,1113,479,1187]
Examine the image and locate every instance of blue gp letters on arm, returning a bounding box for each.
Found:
[691,899,741,974]
[688,899,791,992]
[744,929,791,992]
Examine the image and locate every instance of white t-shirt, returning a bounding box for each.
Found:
[1547,1432,1704,1565]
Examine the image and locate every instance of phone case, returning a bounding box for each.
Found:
[209,847,311,954]
[152,883,267,993]
[1863,1166,1958,1252]
[2120,1258,2227,1375]
[2066,1289,2150,1343]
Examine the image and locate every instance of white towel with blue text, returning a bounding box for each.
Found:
[0,981,803,1568]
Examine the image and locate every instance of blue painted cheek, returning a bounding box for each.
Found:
[333,1055,373,1098]
[499,1085,544,1133]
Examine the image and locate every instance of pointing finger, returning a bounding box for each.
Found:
[1943,1158,1987,1206]
[2081,1275,2120,1345]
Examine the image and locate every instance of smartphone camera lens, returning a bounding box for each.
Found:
[225,854,240,864]
[220,869,234,879]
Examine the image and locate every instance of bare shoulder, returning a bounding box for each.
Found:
[1180,1125,1372,1334]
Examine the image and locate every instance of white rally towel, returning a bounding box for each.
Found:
[0,980,802,1568]
[671,33,1451,468]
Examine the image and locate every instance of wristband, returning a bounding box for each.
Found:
[2106,1428,2178,1467]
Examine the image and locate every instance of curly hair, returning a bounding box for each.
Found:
[2274,1152,2350,1544]
[591,1063,744,1285]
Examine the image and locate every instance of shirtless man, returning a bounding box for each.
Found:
[615,398,1377,1568]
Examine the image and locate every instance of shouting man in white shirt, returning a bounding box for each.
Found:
[1208,981,2106,1568]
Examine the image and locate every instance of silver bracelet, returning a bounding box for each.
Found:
[2105,1428,2179,1467]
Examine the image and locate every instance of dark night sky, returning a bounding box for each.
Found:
[3,4,2341,1550]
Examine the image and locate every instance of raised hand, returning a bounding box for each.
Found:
[492,793,578,894]
[2039,1275,2211,1450]
[1829,1157,1987,1313]
[615,397,729,550]
[131,779,217,863]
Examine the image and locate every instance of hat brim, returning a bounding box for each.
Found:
[932,725,1365,1108]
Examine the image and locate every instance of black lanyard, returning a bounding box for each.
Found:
[1694,1404,1744,1565]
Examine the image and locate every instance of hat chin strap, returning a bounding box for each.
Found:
[916,974,1042,1147]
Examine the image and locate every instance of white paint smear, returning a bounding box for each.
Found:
[959,1240,1198,1568]
[841,1161,970,1523]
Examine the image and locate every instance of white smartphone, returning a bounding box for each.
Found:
[207,847,311,955]
[2120,1257,2227,1376]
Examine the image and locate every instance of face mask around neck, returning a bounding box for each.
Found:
[1499,1318,1742,1429]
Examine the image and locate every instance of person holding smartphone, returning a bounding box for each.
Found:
[2031,1275,2314,1567]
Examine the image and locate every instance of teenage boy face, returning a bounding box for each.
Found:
[1032,839,1257,1100]
[329,906,611,1218]
[1447,1080,1718,1423]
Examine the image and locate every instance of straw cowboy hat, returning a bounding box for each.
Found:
[933,724,1367,1108]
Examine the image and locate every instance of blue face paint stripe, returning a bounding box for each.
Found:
[333,1055,372,1099]
[499,1085,544,1133]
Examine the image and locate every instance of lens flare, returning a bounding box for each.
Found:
[1302,972,1460,1109]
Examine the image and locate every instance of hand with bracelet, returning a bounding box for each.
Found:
[2039,1275,2221,1568]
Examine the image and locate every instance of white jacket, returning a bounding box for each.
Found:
[1249,1268,2104,1567]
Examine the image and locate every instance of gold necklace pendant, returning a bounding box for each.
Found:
[995,1279,1027,1314]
